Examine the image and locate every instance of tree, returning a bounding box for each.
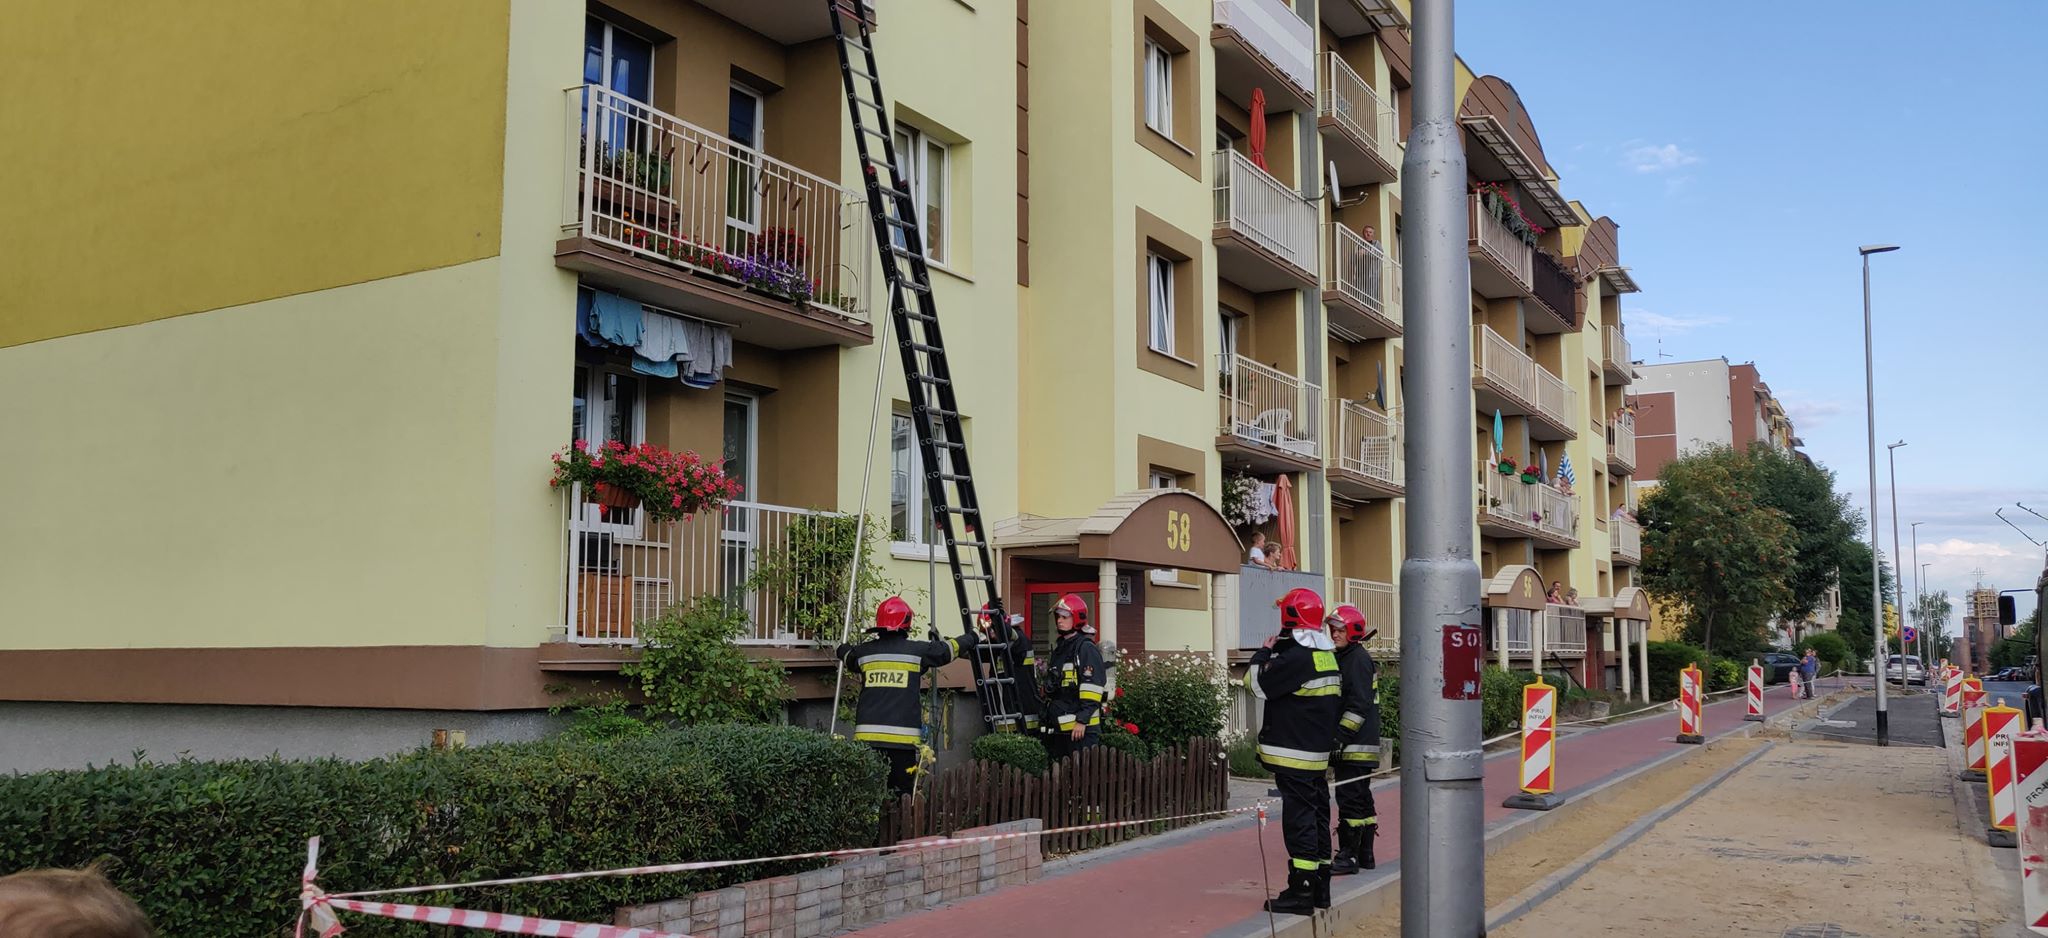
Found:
[1991,608,2039,670]
[1835,539,1896,666]
[1902,590,1954,655]
[1640,445,1797,662]
[1745,446,1860,625]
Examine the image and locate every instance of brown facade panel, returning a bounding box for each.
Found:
[1134,207,1205,388]
[1457,75,1554,180]
[0,646,562,711]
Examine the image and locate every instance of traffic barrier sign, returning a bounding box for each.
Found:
[1943,668,1964,717]
[1964,676,1987,711]
[1676,663,1704,744]
[1504,677,1565,811]
[1964,702,1990,781]
[1987,702,2024,847]
[2012,720,2048,931]
[1744,662,1764,722]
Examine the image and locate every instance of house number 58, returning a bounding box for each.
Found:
[1165,510,1192,552]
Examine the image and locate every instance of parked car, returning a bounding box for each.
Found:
[1886,654,1928,686]
[1993,667,2018,682]
[1760,652,1803,685]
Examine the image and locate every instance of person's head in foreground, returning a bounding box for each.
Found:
[0,865,155,938]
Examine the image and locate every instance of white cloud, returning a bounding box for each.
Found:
[1923,538,2020,560]
[1779,397,1845,431]
[1623,143,1701,173]
[1626,310,1728,334]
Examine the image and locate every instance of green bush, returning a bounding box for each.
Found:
[0,728,886,936]
[1098,721,1148,758]
[625,598,788,725]
[1224,732,1270,779]
[742,512,897,643]
[1376,671,1401,765]
[1645,641,1747,698]
[1796,632,1853,673]
[1482,667,1542,737]
[1109,653,1232,759]
[971,732,1049,776]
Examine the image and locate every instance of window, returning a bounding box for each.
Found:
[1219,310,1240,364]
[890,413,938,545]
[1147,253,1176,355]
[1149,470,1186,585]
[727,85,765,234]
[571,363,645,534]
[584,17,654,102]
[722,393,758,595]
[1143,40,1174,137]
[890,125,950,265]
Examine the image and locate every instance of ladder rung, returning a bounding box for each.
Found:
[979,676,1016,686]
[858,125,891,141]
[912,374,950,386]
[930,440,966,449]
[906,341,943,354]
[959,574,995,583]
[916,405,961,419]
[935,472,973,482]
[938,505,977,515]
[849,95,886,113]
[948,539,987,549]
[888,245,926,262]
[901,310,937,323]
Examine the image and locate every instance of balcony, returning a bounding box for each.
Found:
[1529,365,1578,441]
[1612,517,1642,566]
[1472,325,1538,418]
[561,485,848,646]
[1317,53,1399,185]
[1527,249,1577,333]
[1608,416,1637,474]
[1467,194,1533,299]
[1602,325,1632,385]
[1212,0,1316,115]
[1327,399,1402,500]
[1339,577,1399,656]
[1325,224,1401,339]
[1478,471,1579,548]
[1235,565,1327,649]
[1544,604,1588,659]
[1219,353,1323,473]
[1213,150,1319,291]
[695,0,874,43]
[558,85,873,350]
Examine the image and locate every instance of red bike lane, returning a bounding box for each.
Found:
[848,688,1805,937]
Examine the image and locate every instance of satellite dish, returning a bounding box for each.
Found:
[1327,161,1342,203]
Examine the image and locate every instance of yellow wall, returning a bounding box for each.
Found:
[0,0,511,349]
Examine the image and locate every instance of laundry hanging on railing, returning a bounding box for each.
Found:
[576,288,732,388]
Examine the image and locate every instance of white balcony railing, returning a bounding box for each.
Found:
[1469,194,1533,290]
[567,84,870,322]
[1331,399,1401,488]
[1604,325,1630,372]
[1214,149,1319,276]
[1533,365,1577,431]
[1219,353,1323,460]
[1475,325,1536,408]
[1328,224,1401,327]
[1610,417,1637,471]
[1537,486,1579,543]
[561,484,850,645]
[1481,471,1578,543]
[1214,0,1316,96]
[1319,52,1397,162]
[1545,604,1588,657]
[1340,577,1399,656]
[1612,517,1642,564]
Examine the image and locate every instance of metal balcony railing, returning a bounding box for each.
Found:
[1330,399,1401,487]
[1340,577,1399,656]
[1214,149,1319,276]
[1219,353,1323,460]
[1545,603,1588,657]
[1533,365,1577,432]
[1214,0,1316,96]
[1327,224,1400,326]
[1537,486,1579,543]
[1475,325,1536,409]
[1609,416,1637,472]
[1468,193,1533,291]
[1531,249,1576,325]
[1318,52,1396,162]
[1612,517,1642,564]
[1604,325,1631,374]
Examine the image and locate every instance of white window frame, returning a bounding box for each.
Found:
[890,412,937,548]
[1143,40,1174,137]
[726,83,766,235]
[891,124,950,265]
[572,362,648,540]
[1147,252,1176,355]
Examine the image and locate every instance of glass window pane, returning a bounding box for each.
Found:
[609,28,654,102]
[604,373,639,446]
[924,141,946,262]
[723,398,751,503]
[584,17,606,87]
[572,365,591,445]
[891,414,916,542]
[728,86,760,147]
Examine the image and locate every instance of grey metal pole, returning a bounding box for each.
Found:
[1888,441,1906,679]
[1860,246,1895,745]
[1398,1,1483,934]
[1912,523,1923,667]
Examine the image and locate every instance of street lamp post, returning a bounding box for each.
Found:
[1888,440,1907,678]
[1911,522,1924,665]
[1861,243,1900,746]
[1921,561,1933,664]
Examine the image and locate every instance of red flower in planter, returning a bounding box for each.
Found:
[1122,722,1141,735]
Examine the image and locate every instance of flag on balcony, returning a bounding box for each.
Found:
[1559,453,1576,487]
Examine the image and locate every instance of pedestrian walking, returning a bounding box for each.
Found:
[1247,587,1342,914]
[1327,603,1380,874]
[1800,648,1819,699]
[837,596,965,795]
[1042,593,1106,760]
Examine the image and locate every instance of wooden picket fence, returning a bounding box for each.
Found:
[877,737,1229,855]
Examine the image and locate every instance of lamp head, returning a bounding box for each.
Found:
[1859,244,1901,256]
[1889,440,1908,450]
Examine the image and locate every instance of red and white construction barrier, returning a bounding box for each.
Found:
[1504,678,1564,810]
[2012,720,2048,932]
[1987,703,2025,843]
[1965,701,1991,778]
[1676,664,1705,744]
[1744,662,1765,722]
[1943,667,1964,717]
[1963,676,1987,711]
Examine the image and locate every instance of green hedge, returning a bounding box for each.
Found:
[971,732,1049,776]
[0,727,886,936]
[1645,641,1747,699]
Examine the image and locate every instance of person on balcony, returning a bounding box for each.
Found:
[1042,594,1106,760]
[1248,531,1282,571]
[837,596,965,796]
[1546,582,1565,605]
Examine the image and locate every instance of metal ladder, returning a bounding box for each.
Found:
[827,1,1031,733]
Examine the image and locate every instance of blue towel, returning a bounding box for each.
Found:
[586,291,643,347]
[630,355,679,378]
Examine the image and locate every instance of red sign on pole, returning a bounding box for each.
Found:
[1443,622,1484,700]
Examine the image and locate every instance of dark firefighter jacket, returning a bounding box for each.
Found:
[1246,636,1342,773]
[837,630,963,749]
[1044,631,1106,731]
[1334,643,1381,764]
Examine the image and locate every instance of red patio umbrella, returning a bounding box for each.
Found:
[1273,473,1297,570]
[1249,88,1268,172]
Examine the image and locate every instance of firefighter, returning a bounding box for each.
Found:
[1042,593,1106,760]
[976,604,1043,734]
[1327,603,1380,874]
[1247,587,1341,914]
[837,596,967,795]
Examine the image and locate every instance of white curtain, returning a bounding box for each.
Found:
[1148,254,1174,355]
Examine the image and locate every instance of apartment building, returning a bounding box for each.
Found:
[1633,358,1804,484]
[0,0,1662,770]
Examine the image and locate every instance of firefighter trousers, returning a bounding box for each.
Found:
[1274,769,1332,871]
[1334,762,1378,828]
[876,746,919,796]
[1043,726,1099,762]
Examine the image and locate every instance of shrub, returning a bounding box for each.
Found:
[1109,653,1232,759]
[971,732,1049,776]
[1645,641,1748,698]
[1098,721,1148,758]
[1375,671,1401,765]
[1798,632,1853,673]
[625,598,787,725]
[1224,732,1270,779]
[0,728,885,936]
[1482,667,1541,737]
[742,513,897,644]
[555,695,656,742]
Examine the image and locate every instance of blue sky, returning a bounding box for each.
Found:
[1454,0,2048,634]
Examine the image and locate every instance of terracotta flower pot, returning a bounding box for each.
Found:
[592,482,640,511]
